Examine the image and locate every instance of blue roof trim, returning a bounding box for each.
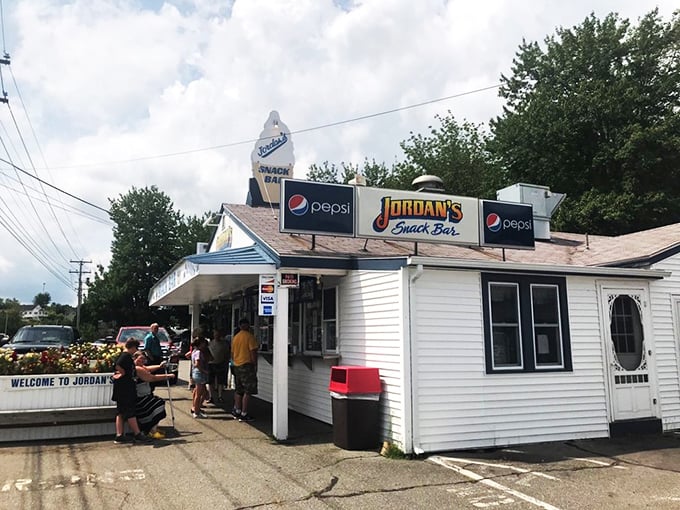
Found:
[185,245,278,266]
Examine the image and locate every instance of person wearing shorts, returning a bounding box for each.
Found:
[230,318,258,422]
[190,332,209,418]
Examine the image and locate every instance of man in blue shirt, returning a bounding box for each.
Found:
[144,323,163,366]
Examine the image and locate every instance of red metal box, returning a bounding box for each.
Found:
[329,366,381,394]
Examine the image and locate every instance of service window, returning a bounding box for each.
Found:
[289,281,339,355]
[322,287,338,352]
[482,273,572,373]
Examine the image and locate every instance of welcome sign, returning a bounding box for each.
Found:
[356,187,480,245]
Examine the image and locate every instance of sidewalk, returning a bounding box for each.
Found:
[1,362,680,509]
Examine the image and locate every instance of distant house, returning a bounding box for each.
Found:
[21,305,47,320]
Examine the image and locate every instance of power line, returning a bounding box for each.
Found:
[42,83,502,171]
[0,156,110,214]
[9,65,89,255]
[0,175,112,225]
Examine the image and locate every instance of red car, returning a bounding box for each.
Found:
[115,326,180,384]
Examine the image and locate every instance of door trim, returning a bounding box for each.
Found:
[598,281,659,423]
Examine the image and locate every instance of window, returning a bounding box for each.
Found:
[289,284,338,355]
[482,273,571,373]
[610,295,643,370]
[323,288,337,352]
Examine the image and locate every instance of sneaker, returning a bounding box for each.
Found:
[114,435,130,444]
[231,408,241,419]
[239,413,255,422]
[134,433,154,444]
[192,411,207,419]
[148,430,165,439]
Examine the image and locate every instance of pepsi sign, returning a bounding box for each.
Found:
[280,179,355,237]
[480,200,535,249]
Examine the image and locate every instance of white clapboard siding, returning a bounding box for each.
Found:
[257,360,335,423]
[338,270,405,445]
[411,270,609,452]
[649,253,680,430]
[256,271,403,426]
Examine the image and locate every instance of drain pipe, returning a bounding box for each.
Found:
[404,264,424,455]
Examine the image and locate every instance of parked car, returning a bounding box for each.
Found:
[91,335,116,347]
[0,333,9,346]
[115,326,180,383]
[3,325,82,355]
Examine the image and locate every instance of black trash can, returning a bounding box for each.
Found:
[329,366,381,450]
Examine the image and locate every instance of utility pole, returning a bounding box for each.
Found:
[70,260,91,329]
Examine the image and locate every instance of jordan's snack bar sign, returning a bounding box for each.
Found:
[251,111,295,205]
[279,179,534,249]
[356,187,480,246]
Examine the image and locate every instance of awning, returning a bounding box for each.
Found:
[149,245,278,306]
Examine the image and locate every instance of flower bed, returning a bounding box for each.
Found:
[0,343,123,376]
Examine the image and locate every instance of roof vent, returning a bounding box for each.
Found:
[496,183,565,241]
[348,174,367,186]
[412,175,444,193]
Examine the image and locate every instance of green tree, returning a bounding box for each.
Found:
[306,161,341,183]
[0,298,23,336]
[33,292,51,307]
[81,186,213,328]
[392,112,499,197]
[490,9,680,235]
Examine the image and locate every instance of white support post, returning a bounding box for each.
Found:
[272,284,289,440]
[189,304,201,335]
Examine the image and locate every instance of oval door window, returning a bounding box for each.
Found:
[610,295,643,370]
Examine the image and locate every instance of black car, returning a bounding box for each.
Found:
[4,325,82,354]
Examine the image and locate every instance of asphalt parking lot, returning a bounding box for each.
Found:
[1,362,680,509]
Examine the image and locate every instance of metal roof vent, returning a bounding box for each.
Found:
[348,174,367,186]
[412,175,445,193]
[496,183,565,241]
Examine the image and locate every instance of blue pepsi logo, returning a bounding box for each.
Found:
[288,194,309,216]
[486,213,502,232]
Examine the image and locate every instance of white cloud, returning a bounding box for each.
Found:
[0,0,675,306]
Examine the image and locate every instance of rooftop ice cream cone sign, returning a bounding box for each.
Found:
[251,111,295,205]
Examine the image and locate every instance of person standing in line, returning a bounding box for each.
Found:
[112,338,153,444]
[207,328,228,404]
[143,323,163,366]
[230,318,258,422]
[190,332,209,418]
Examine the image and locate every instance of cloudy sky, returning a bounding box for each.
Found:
[0,0,675,307]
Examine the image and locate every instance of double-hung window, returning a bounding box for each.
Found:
[481,273,572,373]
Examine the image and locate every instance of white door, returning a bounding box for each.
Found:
[600,285,657,421]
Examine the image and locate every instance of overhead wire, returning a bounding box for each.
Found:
[0,106,71,264]
[0,171,113,226]
[9,65,89,255]
[0,3,95,298]
[41,83,502,170]
[0,156,110,214]
[0,138,70,272]
[4,100,80,260]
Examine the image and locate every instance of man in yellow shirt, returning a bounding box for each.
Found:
[230,318,259,422]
